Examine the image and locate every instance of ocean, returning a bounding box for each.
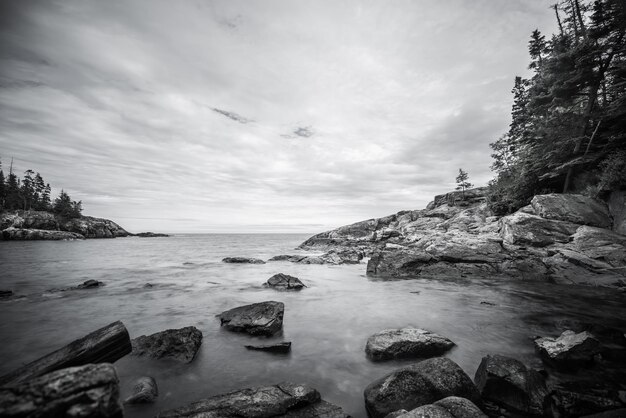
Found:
[1,234,625,417]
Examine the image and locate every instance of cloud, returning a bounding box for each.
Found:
[0,0,558,233]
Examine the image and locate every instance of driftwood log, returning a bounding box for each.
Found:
[0,363,122,418]
[0,321,131,386]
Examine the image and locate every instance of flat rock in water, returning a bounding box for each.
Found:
[131,326,203,363]
[135,232,169,237]
[534,330,600,369]
[222,257,266,264]
[365,327,455,361]
[474,354,548,416]
[364,357,481,418]
[0,363,122,417]
[265,273,306,290]
[124,376,158,404]
[158,382,349,418]
[219,301,284,336]
[0,290,13,299]
[245,342,291,354]
[76,279,104,289]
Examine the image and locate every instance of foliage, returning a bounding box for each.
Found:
[488,0,626,214]
[455,168,473,197]
[53,190,83,218]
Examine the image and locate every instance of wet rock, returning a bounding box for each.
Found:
[265,273,306,290]
[364,357,481,418]
[531,193,611,228]
[135,232,169,237]
[534,330,601,369]
[582,408,626,417]
[124,376,158,404]
[219,301,284,336]
[546,380,626,417]
[474,354,548,416]
[222,257,266,264]
[0,363,122,417]
[245,341,291,354]
[76,279,104,289]
[396,405,453,418]
[384,410,408,418]
[158,382,349,418]
[279,249,364,265]
[1,227,84,240]
[395,397,486,418]
[0,290,13,299]
[268,254,307,262]
[131,326,203,363]
[365,327,455,361]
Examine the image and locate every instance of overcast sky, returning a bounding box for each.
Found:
[0,1,557,233]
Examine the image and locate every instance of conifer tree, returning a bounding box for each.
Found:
[455,169,473,198]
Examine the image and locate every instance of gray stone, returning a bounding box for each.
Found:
[131,326,203,363]
[245,342,291,354]
[124,376,158,404]
[531,193,611,228]
[265,273,306,290]
[219,301,284,336]
[534,330,601,369]
[1,227,84,241]
[365,327,455,361]
[222,257,266,264]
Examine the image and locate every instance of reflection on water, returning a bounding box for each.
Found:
[1,234,625,417]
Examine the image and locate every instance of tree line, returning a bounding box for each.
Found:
[488,0,626,215]
[0,158,83,218]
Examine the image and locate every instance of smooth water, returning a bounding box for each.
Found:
[1,234,625,417]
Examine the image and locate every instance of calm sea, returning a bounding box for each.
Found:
[1,234,625,417]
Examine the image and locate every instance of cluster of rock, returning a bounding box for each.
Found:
[299,189,626,288]
[0,210,130,240]
[222,250,364,265]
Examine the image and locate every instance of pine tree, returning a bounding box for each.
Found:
[455,169,473,198]
[53,190,82,218]
[0,169,5,210]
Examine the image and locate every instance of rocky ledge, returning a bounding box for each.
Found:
[299,188,626,288]
[0,210,130,240]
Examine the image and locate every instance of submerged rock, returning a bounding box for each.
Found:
[365,327,455,361]
[158,382,349,418]
[219,301,284,336]
[534,330,601,369]
[245,342,291,354]
[0,290,13,299]
[222,257,266,264]
[363,357,481,418]
[76,279,104,289]
[474,354,548,416]
[135,232,169,237]
[124,376,158,404]
[131,326,203,363]
[0,363,122,417]
[265,273,306,290]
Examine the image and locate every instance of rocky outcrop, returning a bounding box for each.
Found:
[0,363,122,417]
[394,397,486,418]
[365,328,455,361]
[534,330,601,369]
[269,249,363,265]
[131,326,203,363]
[222,257,266,264]
[158,382,349,418]
[474,354,548,416]
[124,376,158,404]
[134,232,169,237]
[218,301,284,336]
[0,210,130,240]
[547,380,626,417]
[245,342,291,353]
[299,189,626,288]
[264,274,306,290]
[363,357,481,418]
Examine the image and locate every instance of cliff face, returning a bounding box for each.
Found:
[0,210,130,240]
[299,188,626,288]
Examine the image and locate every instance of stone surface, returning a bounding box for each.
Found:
[245,342,291,354]
[222,257,266,264]
[61,216,129,238]
[131,326,203,363]
[1,227,84,240]
[433,396,487,418]
[219,301,284,336]
[0,363,122,418]
[365,327,455,361]
[608,191,626,235]
[474,354,548,416]
[76,279,104,289]
[534,330,601,369]
[135,232,169,237]
[500,212,580,247]
[265,273,306,290]
[546,380,626,417]
[363,357,481,418]
[531,193,611,228]
[124,376,158,404]
[159,382,349,418]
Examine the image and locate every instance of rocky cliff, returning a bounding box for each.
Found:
[0,210,130,240]
[299,188,626,288]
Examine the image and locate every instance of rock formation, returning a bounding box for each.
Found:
[365,327,455,361]
[264,273,306,290]
[218,301,284,336]
[131,326,203,363]
[299,188,626,288]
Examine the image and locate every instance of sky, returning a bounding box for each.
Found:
[0,0,558,233]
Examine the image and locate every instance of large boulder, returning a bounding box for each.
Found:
[219,301,284,336]
[158,382,349,418]
[395,397,486,418]
[264,273,306,290]
[131,326,203,363]
[365,328,455,361]
[1,227,84,241]
[474,354,548,416]
[222,257,266,264]
[531,194,611,228]
[0,363,122,417]
[608,190,626,235]
[500,212,579,247]
[534,330,601,369]
[364,357,481,418]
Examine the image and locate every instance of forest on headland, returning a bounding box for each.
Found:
[487,0,626,215]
